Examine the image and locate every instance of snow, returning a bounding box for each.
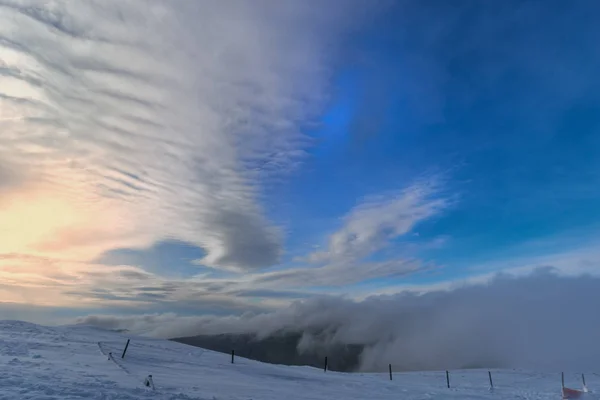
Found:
[0,320,597,399]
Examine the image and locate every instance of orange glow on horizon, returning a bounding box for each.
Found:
[0,182,153,262]
[0,184,157,306]
[0,190,81,254]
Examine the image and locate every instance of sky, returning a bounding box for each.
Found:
[1,0,600,333]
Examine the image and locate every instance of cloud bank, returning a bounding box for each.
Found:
[79,269,600,372]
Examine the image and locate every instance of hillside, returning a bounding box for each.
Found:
[0,320,596,399]
[171,332,363,372]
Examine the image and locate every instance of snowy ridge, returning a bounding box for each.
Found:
[0,320,598,399]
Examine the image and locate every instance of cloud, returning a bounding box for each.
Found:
[222,178,449,291]
[0,171,447,311]
[78,268,600,372]
[3,0,599,326]
[0,0,373,271]
[6,234,600,319]
[252,259,422,289]
[0,251,287,315]
[0,161,22,192]
[308,178,448,265]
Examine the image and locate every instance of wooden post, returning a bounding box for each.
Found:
[488,371,493,389]
[389,364,393,381]
[231,349,235,364]
[561,372,565,389]
[446,370,450,388]
[324,356,328,372]
[121,339,130,359]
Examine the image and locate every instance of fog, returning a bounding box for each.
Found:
[78,269,600,371]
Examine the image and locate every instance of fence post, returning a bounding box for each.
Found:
[488,371,493,389]
[446,370,450,388]
[231,350,235,364]
[324,356,328,372]
[389,364,393,381]
[121,339,130,359]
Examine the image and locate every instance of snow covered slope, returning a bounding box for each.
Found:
[0,320,597,399]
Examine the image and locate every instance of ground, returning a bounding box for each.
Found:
[0,320,596,399]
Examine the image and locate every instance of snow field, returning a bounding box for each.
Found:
[0,320,598,399]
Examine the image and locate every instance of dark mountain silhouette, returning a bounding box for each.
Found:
[171,332,363,372]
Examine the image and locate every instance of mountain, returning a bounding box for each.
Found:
[171,332,363,372]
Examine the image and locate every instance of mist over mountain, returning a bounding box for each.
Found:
[80,269,600,372]
[170,331,506,372]
[172,332,363,372]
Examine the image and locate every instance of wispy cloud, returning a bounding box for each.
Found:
[4,0,597,323]
[0,0,370,272]
[307,179,449,265]
[251,259,422,289]
[0,252,272,312]
[0,179,446,311]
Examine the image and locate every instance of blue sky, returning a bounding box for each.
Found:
[270,0,600,280]
[1,0,600,324]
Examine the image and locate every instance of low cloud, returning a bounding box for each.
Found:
[78,269,600,372]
